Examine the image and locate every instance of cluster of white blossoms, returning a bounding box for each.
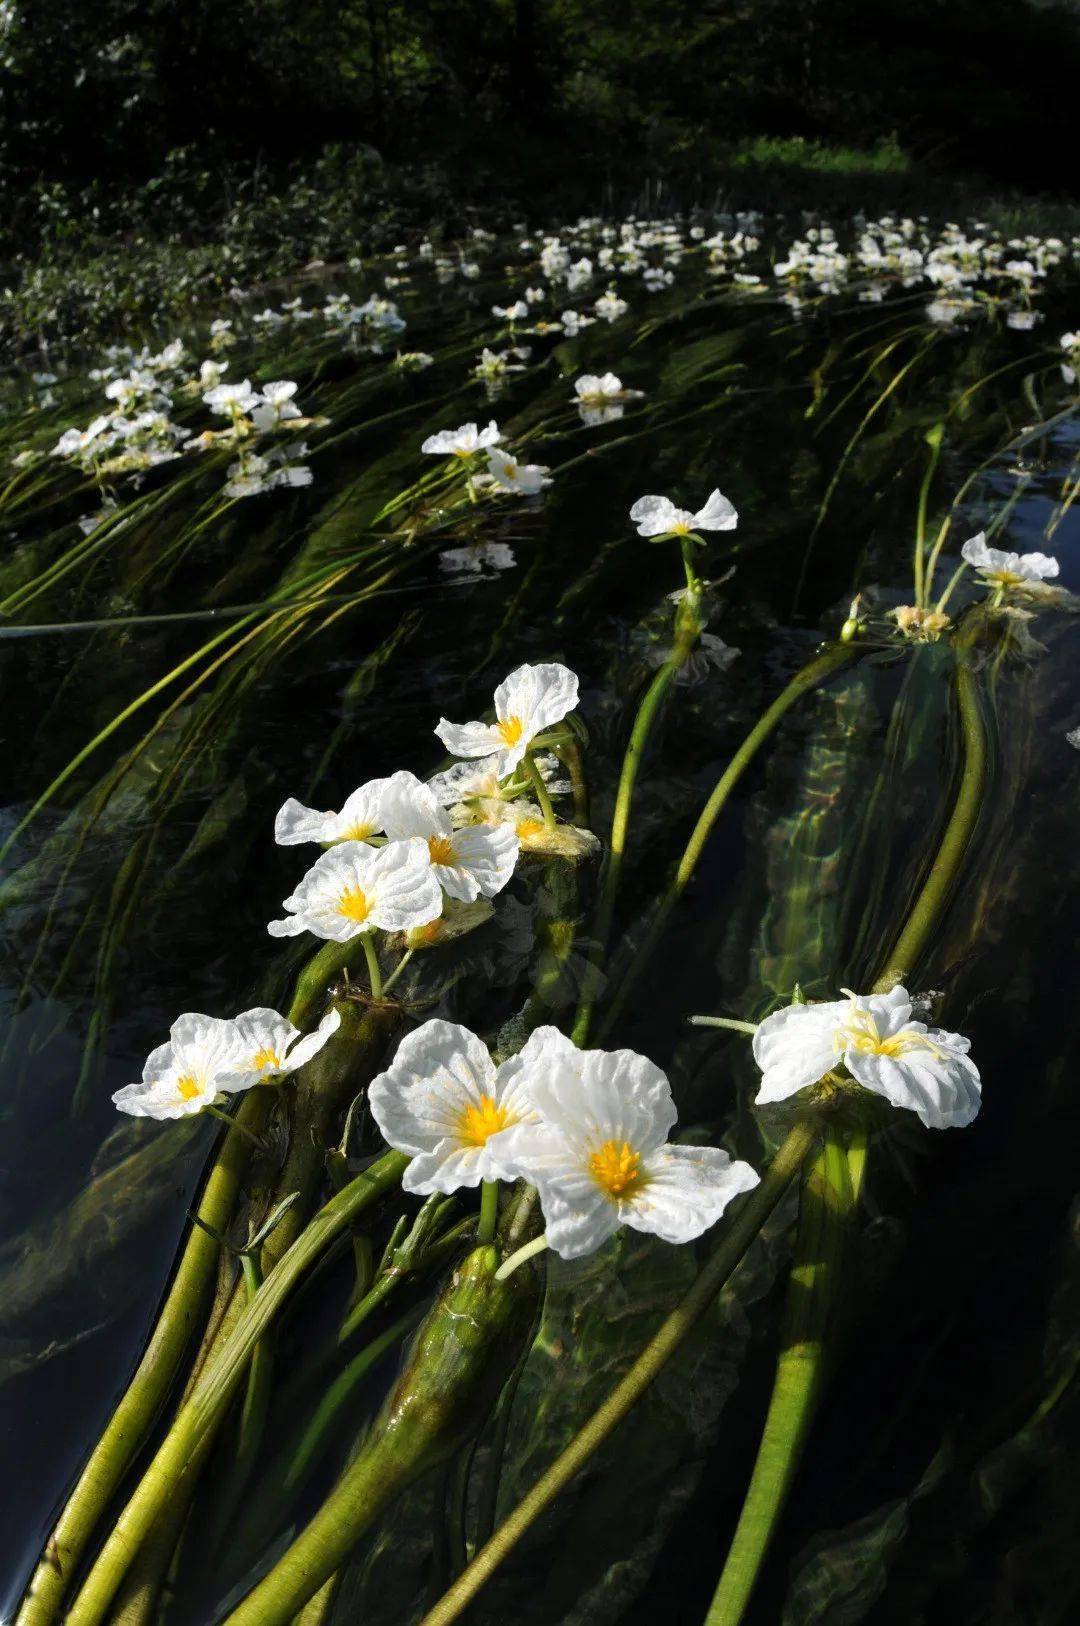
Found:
[420,420,551,497]
[113,1007,341,1119]
[267,661,582,942]
[368,1020,761,1258]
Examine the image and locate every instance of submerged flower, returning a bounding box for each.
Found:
[267,838,442,941]
[435,661,580,777]
[421,421,502,458]
[274,779,388,846]
[112,1013,246,1120]
[486,446,552,496]
[368,1019,534,1194]
[493,1027,760,1258]
[891,604,952,642]
[381,770,518,902]
[630,489,738,541]
[222,1007,341,1086]
[753,984,981,1129]
[961,532,1059,590]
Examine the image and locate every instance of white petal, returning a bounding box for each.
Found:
[752,1000,849,1104]
[495,662,579,744]
[629,494,680,536]
[368,1019,498,1158]
[380,770,443,841]
[524,1044,676,1155]
[283,1006,342,1072]
[434,718,505,761]
[623,1145,759,1243]
[274,797,333,845]
[692,489,739,532]
[368,838,443,932]
[844,1033,981,1129]
[445,822,519,898]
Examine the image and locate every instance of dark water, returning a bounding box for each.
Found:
[1,238,1079,1623]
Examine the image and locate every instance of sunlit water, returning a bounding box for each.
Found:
[1,234,1078,1624]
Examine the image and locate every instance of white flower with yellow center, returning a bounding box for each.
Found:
[274,779,389,846]
[435,661,579,778]
[267,837,442,941]
[492,1027,760,1259]
[380,770,518,902]
[486,447,552,496]
[368,1019,534,1194]
[420,420,502,458]
[220,1006,342,1088]
[630,489,738,540]
[112,1013,246,1120]
[573,373,644,426]
[753,984,981,1129]
[960,532,1059,591]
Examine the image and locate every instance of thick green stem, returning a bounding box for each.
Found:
[419,1121,817,1626]
[14,1091,271,1626]
[63,1151,408,1626]
[704,1132,852,1625]
[477,1181,500,1245]
[361,933,384,1000]
[522,751,557,829]
[599,644,856,1040]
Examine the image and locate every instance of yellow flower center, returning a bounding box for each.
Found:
[836,1010,940,1060]
[589,1139,643,1198]
[456,1094,511,1147]
[515,817,546,841]
[337,885,372,923]
[249,1048,282,1073]
[987,569,1025,589]
[428,834,456,865]
[176,1073,203,1102]
[497,714,524,746]
[340,821,375,842]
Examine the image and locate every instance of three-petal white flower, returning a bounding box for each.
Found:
[630,489,739,539]
[421,421,502,457]
[112,1013,247,1120]
[380,770,518,901]
[960,531,1059,588]
[267,838,442,940]
[486,447,552,496]
[435,661,579,777]
[752,985,981,1130]
[493,1028,760,1258]
[274,779,388,846]
[368,1019,535,1194]
[221,1006,341,1088]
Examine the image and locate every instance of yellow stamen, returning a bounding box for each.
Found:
[428,834,456,866]
[515,818,546,841]
[497,714,524,747]
[589,1139,643,1198]
[249,1048,281,1073]
[176,1073,202,1102]
[837,1009,942,1060]
[340,821,375,841]
[456,1094,511,1147]
[337,885,371,923]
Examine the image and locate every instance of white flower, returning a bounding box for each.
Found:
[204,380,259,416]
[221,1006,341,1087]
[368,1019,535,1194]
[493,1027,760,1258]
[752,985,981,1130]
[274,779,389,846]
[960,532,1059,587]
[594,288,629,321]
[380,770,518,901]
[112,1013,246,1120]
[251,380,302,432]
[574,372,643,426]
[493,300,528,321]
[1066,725,1080,750]
[421,421,502,457]
[267,838,442,941]
[486,446,552,496]
[435,661,580,777]
[630,489,738,539]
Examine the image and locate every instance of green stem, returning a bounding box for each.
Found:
[913,423,944,607]
[63,1152,408,1626]
[477,1181,500,1246]
[598,643,857,1041]
[418,1122,818,1626]
[381,947,414,995]
[522,751,556,829]
[360,933,384,1000]
[703,1131,852,1626]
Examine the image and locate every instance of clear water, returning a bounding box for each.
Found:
[1,241,1079,1624]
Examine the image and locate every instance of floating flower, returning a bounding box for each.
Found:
[493,1027,760,1258]
[368,1019,535,1194]
[421,421,502,458]
[267,838,441,941]
[274,779,389,846]
[630,489,738,541]
[435,661,579,777]
[112,1013,246,1120]
[381,770,518,902]
[486,446,552,496]
[573,372,644,426]
[752,984,981,1129]
[960,532,1059,590]
[221,1006,341,1087]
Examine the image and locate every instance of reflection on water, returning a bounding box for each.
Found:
[1,233,1078,1622]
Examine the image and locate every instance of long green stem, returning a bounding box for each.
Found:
[522,751,556,829]
[598,643,857,1040]
[913,423,944,607]
[360,933,384,1000]
[418,1122,818,1626]
[704,1132,852,1625]
[63,1151,408,1626]
[477,1181,500,1246]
